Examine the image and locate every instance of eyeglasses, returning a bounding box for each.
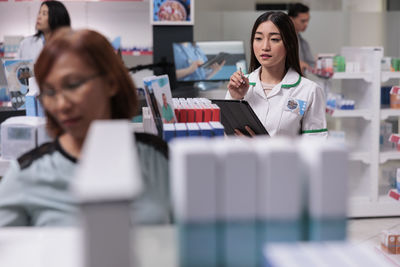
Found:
[38,73,101,107]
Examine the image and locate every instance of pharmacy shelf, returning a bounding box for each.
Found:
[380,151,400,164]
[349,195,400,217]
[332,72,373,82]
[349,151,370,164]
[327,109,372,120]
[381,71,400,82]
[381,108,400,120]
[324,47,389,217]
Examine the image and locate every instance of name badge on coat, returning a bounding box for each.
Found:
[286,98,307,116]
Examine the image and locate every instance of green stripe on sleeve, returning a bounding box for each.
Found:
[302,128,328,134]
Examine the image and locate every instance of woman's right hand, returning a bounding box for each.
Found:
[227,70,249,99]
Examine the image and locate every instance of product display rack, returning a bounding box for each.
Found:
[326,47,400,217]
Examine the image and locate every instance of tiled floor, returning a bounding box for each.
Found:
[347,217,400,265]
[348,217,400,246]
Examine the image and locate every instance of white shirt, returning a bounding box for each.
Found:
[226,67,327,138]
[17,35,44,62]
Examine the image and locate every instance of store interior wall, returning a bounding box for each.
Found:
[0,1,152,49]
[194,0,383,12]
[194,10,400,67]
[0,0,399,71]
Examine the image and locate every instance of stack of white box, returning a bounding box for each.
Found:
[0,116,52,159]
[170,136,349,267]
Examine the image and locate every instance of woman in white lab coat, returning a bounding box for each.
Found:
[226,11,327,138]
[17,1,70,61]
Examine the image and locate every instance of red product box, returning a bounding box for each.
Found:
[211,104,220,121]
[174,103,182,122]
[193,103,204,122]
[389,189,400,201]
[381,231,397,254]
[389,134,400,144]
[179,104,188,123]
[185,103,195,123]
[200,103,212,122]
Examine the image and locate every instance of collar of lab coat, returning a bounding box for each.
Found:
[251,67,302,99]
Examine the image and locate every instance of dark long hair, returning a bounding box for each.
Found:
[34,1,71,38]
[249,11,302,76]
[35,28,138,138]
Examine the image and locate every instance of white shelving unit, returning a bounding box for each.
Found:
[326,47,400,217]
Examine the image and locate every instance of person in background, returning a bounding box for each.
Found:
[17,0,71,61]
[161,93,175,123]
[173,42,225,81]
[0,28,170,226]
[288,2,314,73]
[226,11,327,138]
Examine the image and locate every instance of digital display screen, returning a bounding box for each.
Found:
[172,41,247,82]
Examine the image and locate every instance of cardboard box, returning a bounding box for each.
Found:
[390,86,400,109]
[381,231,397,254]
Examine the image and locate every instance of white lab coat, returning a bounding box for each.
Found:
[17,35,44,62]
[226,67,327,138]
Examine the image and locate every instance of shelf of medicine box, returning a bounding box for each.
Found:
[380,151,400,164]
[311,71,333,80]
[380,108,400,120]
[326,107,372,120]
[121,50,152,56]
[381,71,400,83]
[349,151,370,164]
[332,72,373,82]
[349,195,400,217]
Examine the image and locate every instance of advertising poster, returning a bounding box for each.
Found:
[151,0,194,25]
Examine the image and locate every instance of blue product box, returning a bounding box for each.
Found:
[209,121,224,136]
[381,86,392,107]
[308,217,346,241]
[186,122,200,137]
[198,122,213,137]
[162,123,175,142]
[178,222,218,267]
[224,221,257,267]
[175,123,188,138]
[25,95,37,116]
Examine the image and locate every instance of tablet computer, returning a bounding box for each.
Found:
[211,99,269,136]
[200,52,230,69]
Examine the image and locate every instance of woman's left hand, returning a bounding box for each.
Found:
[234,125,256,137]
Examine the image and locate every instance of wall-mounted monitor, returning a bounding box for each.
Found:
[172,40,247,83]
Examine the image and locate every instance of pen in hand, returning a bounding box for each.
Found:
[239,67,246,84]
[239,68,256,87]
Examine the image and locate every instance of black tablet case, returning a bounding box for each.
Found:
[211,99,269,136]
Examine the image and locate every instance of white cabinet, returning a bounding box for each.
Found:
[325,47,400,217]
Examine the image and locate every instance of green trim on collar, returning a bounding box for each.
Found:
[281,74,301,88]
[302,128,328,134]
